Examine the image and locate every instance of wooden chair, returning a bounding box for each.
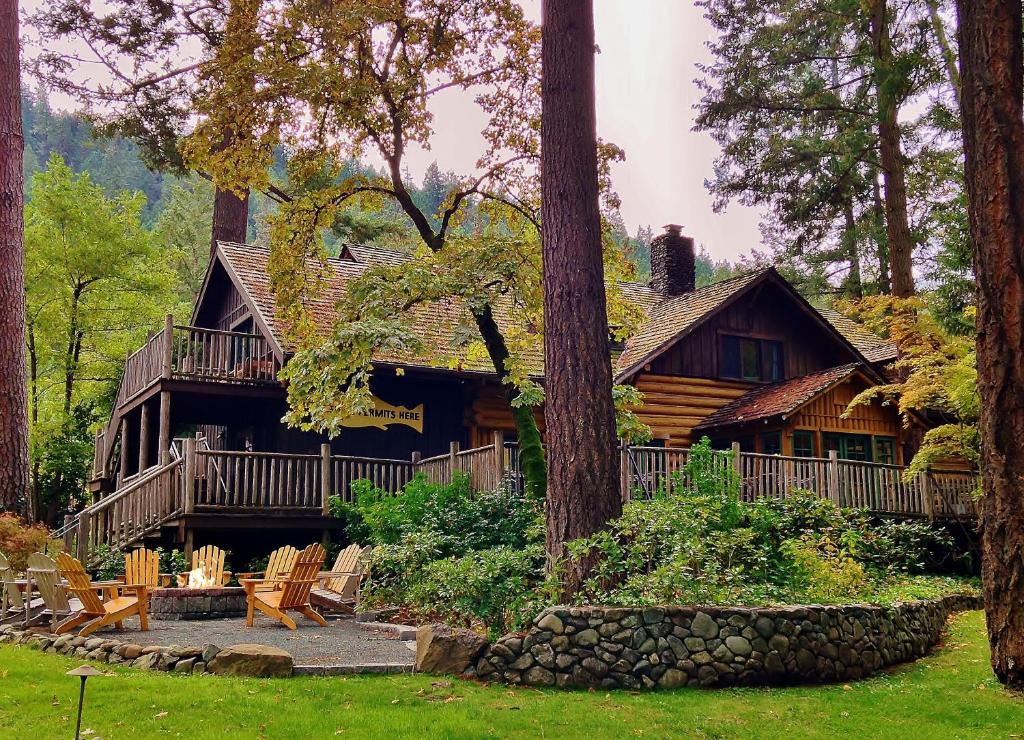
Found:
[312,544,371,614]
[124,548,161,588]
[256,545,298,593]
[242,543,327,630]
[54,552,149,637]
[0,551,25,621]
[27,552,73,630]
[179,545,230,586]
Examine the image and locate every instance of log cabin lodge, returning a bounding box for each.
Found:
[77,225,970,563]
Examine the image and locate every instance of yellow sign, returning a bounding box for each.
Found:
[341,397,424,433]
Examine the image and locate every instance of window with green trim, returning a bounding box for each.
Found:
[720,335,784,382]
[793,430,815,457]
[874,436,896,465]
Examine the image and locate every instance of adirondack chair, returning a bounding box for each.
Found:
[242,543,327,630]
[124,548,161,588]
[54,552,149,637]
[26,552,73,630]
[256,545,298,593]
[312,544,371,614]
[0,551,25,621]
[179,545,230,586]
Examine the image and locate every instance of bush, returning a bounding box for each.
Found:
[348,438,977,633]
[0,513,56,572]
[331,472,539,555]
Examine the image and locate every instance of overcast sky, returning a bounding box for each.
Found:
[22,0,764,262]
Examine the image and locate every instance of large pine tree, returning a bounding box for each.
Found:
[0,0,29,512]
[955,0,1024,688]
[541,0,622,594]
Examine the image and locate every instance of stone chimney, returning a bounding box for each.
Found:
[650,224,696,297]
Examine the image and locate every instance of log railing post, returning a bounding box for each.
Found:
[619,442,631,502]
[321,443,332,517]
[183,438,196,515]
[76,510,90,562]
[162,314,174,378]
[921,470,935,521]
[730,442,743,498]
[449,441,460,482]
[828,450,841,507]
[492,431,505,489]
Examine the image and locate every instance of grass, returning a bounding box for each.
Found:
[0,611,1021,739]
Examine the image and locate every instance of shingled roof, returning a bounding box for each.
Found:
[816,307,897,364]
[213,242,892,379]
[693,363,862,432]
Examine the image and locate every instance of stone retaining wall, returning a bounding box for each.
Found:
[471,595,981,689]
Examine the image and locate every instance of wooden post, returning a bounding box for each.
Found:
[828,450,841,507]
[76,510,90,562]
[920,470,935,521]
[321,443,332,517]
[492,430,505,489]
[183,437,196,515]
[449,441,460,481]
[63,514,74,552]
[138,402,151,472]
[158,391,171,465]
[619,441,631,502]
[119,417,130,483]
[162,314,174,378]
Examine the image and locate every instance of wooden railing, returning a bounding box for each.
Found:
[170,324,280,384]
[60,459,184,565]
[92,316,283,479]
[609,445,979,520]
[67,434,980,564]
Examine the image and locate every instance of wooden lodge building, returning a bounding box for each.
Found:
[75,224,968,563]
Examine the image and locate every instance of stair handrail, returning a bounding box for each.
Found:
[55,457,183,540]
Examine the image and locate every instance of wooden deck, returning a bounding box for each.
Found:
[92,316,283,483]
[63,434,978,567]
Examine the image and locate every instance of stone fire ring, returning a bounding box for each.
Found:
[149,586,247,620]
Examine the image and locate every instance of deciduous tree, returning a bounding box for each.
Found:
[184,0,645,502]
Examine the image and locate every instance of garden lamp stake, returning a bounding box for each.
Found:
[67,665,102,740]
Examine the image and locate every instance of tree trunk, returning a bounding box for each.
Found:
[0,0,29,514]
[869,0,916,298]
[473,305,547,501]
[955,0,1024,689]
[842,194,864,298]
[871,177,892,294]
[211,186,249,250]
[541,0,622,596]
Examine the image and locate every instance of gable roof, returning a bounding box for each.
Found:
[209,242,893,380]
[693,363,862,432]
[612,270,770,381]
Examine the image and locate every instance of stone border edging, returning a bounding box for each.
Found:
[0,625,220,674]
[467,594,981,689]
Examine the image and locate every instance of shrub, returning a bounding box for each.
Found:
[331,472,540,555]
[0,513,56,572]
[90,543,125,581]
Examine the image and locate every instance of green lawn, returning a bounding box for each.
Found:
[0,611,1021,739]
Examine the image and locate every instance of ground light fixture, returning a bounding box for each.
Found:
[66,664,103,740]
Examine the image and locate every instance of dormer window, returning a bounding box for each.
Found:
[720,335,784,382]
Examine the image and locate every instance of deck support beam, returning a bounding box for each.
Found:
[119,417,130,483]
[138,402,151,472]
[158,391,171,465]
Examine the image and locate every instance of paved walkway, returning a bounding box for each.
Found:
[113,616,416,668]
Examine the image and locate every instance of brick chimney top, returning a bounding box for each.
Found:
[650,223,696,297]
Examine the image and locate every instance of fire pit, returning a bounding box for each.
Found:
[149,586,247,620]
